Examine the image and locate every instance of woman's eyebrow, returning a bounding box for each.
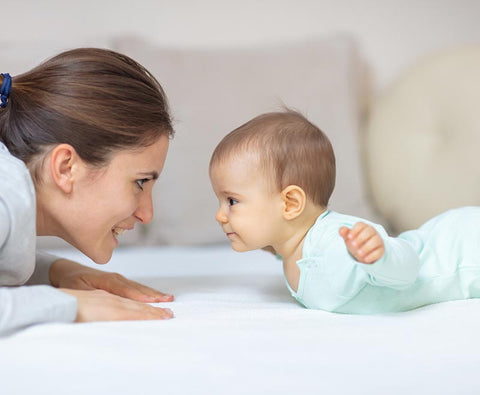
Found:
[138,171,159,180]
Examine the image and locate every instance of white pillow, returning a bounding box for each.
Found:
[113,35,375,245]
[365,45,480,233]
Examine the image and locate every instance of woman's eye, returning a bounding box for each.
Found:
[136,178,149,190]
[228,198,238,206]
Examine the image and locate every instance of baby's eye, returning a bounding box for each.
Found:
[228,198,239,206]
[136,178,150,190]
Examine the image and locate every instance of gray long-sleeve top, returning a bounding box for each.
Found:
[0,142,77,336]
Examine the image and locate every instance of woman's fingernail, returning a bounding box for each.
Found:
[148,294,174,302]
[165,308,174,317]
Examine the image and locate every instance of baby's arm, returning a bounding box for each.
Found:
[337,221,421,289]
[339,222,385,264]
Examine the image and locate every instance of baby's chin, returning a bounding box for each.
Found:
[230,243,255,253]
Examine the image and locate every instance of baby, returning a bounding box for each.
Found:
[209,109,480,314]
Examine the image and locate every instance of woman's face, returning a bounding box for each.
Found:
[64,136,169,263]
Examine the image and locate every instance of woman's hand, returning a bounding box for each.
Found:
[60,288,174,322]
[339,222,385,264]
[50,258,174,303]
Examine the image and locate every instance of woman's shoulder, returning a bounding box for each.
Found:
[0,142,35,198]
[0,142,29,174]
[0,142,36,218]
[0,142,37,286]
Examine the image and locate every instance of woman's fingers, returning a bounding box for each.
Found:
[53,262,175,303]
[102,273,174,303]
[60,289,174,322]
[110,294,174,320]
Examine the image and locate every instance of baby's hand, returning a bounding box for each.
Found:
[339,222,385,264]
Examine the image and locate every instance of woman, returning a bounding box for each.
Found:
[0,48,175,335]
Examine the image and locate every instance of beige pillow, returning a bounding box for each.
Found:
[114,35,375,245]
[365,45,480,233]
[0,39,112,75]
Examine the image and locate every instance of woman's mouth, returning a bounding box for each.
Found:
[112,227,126,237]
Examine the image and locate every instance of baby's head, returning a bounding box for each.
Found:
[209,109,336,252]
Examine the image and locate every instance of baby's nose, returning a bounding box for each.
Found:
[215,207,227,224]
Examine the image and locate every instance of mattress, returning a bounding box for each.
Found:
[1,245,479,394]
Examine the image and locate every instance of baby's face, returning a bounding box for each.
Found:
[209,154,286,252]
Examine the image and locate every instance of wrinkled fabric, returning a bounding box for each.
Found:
[0,142,76,335]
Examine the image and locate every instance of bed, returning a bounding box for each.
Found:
[2,244,480,394]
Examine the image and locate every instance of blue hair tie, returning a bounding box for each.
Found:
[1,73,12,108]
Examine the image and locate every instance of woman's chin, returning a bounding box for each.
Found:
[92,254,112,264]
[79,244,113,265]
[63,235,114,264]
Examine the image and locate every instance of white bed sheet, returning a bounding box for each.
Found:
[1,245,480,394]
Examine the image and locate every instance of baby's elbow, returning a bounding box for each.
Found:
[366,272,416,290]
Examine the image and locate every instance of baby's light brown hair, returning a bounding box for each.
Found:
[210,109,336,207]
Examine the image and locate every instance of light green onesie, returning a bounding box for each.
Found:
[286,207,480,314]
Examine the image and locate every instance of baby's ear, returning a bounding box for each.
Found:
[281,185,306,220]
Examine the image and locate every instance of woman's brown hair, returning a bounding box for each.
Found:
[0,48,173,180]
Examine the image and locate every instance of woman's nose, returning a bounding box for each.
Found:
[135,192,154,224]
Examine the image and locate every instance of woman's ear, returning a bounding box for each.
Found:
[281,185,306,220]
[49,144,79,194]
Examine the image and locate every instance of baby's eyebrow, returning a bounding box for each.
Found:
[222,190,241,197]
[138,171,159,180]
